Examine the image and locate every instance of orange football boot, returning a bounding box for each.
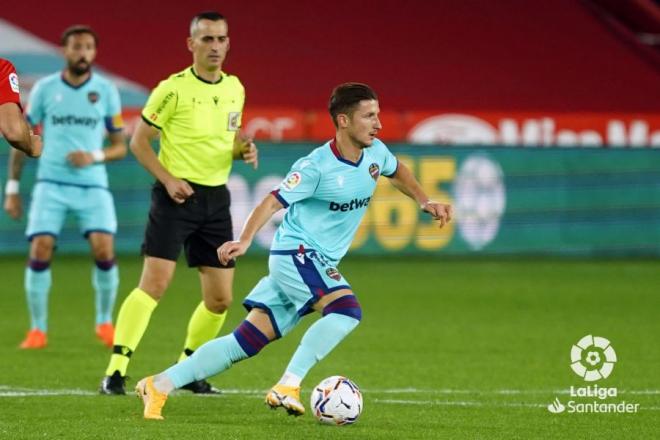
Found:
[19,329,47,349]
[266,384,305,416]
[135,376,168,420]
[95,323,115,348]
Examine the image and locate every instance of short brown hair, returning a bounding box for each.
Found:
[328,82,378,127]
[190,11,227,36]
[61,25,98,47]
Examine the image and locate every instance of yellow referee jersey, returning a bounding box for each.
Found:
[142,67,245,186]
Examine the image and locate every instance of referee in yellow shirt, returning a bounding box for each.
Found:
[100,11,258,394]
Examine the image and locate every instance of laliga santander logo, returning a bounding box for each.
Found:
[547,335,639,414]
[570,335,617,382]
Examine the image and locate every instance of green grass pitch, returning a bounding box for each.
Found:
[0,255,658,439]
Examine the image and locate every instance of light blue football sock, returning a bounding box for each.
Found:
[25,266,52,332]
[285,313,360,379]
[92,263,119,324]
[164,334,248,388]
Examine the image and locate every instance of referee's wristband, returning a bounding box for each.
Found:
[90,150,105,163]
[5,179,19,195]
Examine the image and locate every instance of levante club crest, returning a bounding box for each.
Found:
[369,163,380,180]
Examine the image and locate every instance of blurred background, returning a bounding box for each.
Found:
[2,4,659,436]
[1,0,660,257]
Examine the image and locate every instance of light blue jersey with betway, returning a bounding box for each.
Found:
[26,72,123,187]
[271,138,398,264]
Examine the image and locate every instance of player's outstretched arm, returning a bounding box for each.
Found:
[218,193,283,265]
[388,160,452,228]
[130,118,193,204]
[0,102,42,157]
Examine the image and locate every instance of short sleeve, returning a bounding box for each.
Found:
[141,79,177,129]
[104,83,124,132]
[0,60,21,108]
[270,157,321,208]
[25,79,44,125]
[237,81,246,124]
[378,140,399,177]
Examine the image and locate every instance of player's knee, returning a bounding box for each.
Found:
[322,294,362,322]
[205,295,232,313]
[92,247,114,262]
[29,236,54,261]
[139,278,169,299]
[139,268,174,298]
[88,232,114,260]
[232,320,271,358]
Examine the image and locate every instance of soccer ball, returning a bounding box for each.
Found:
[310,376,363,425]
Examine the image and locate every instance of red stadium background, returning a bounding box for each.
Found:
[2,0,660,144]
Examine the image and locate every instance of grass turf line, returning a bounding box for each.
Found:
[0,255,658,439]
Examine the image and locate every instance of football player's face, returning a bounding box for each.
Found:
[63,33,96,76]
[346,100,382,148]
[188,19,230,71]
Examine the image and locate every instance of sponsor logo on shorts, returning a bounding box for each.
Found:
[326,267,341,281]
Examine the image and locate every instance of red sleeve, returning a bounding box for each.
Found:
[0,59,22,109]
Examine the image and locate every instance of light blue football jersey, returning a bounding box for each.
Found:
[271,138,398,264]
[26,72,123,187]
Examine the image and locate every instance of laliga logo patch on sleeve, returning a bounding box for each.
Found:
[228,112,241,131]
[282,171,302,190]
[9,73,20,93]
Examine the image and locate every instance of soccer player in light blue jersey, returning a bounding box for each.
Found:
[135,83,451,420]
[4,26,127,349]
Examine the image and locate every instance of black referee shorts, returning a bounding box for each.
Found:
[141,181,235,268]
